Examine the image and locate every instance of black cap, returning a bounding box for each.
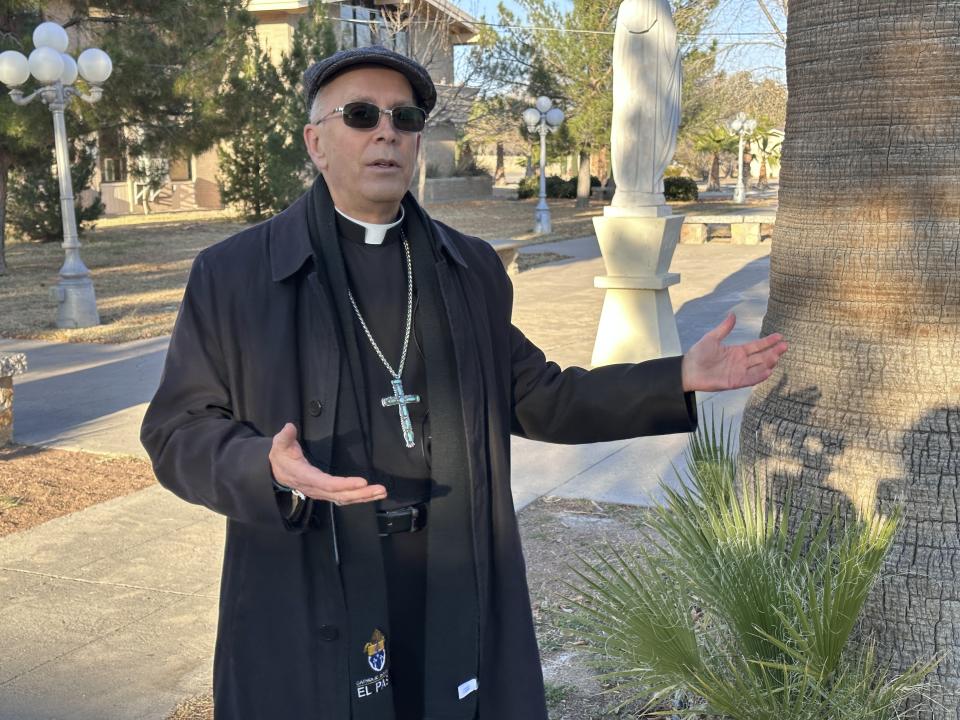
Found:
[303,45,437,115]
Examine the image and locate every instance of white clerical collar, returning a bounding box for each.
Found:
[334,206,405,245]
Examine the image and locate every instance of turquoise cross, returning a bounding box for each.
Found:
[381,378,420,449]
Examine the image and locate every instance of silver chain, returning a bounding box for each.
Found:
[347,230,414,381]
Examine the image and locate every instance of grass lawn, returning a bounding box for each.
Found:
[0,195,774,344]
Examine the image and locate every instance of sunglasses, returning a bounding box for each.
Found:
[316,101,426,132]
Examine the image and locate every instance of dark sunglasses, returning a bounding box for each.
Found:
[316,101,426,132]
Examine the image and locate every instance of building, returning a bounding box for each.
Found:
[95,0,479,215]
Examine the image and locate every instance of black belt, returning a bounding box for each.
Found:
[377,502,428,535]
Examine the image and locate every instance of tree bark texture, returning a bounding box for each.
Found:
[0,156,8,276]
[707,153,721,191]
[494,141,505,185]
[739,2,960,716]
[576,149,591,208]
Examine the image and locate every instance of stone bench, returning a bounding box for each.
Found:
[680,213,777,245]
[486,239,523,275]
[1,353,27,447]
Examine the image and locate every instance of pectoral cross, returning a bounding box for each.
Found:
[381,378,421,448]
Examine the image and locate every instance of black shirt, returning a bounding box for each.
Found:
[335,212,432,509]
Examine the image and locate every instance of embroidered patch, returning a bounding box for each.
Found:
[364,628,387,672]
[356,629,390,699]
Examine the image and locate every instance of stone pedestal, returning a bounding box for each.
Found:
[731,222,761,245]
[591,212,684,366]
[0,353,27,447]
[680,222,707,244]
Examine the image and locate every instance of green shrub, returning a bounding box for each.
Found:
[664,175,699,201]
[564,409,936,719]
[8,139,104,242]
[547,175,576,199]
[517,174,577,199]
[454,162,492,178]
[424,162,447,179]
[517,176,536,199]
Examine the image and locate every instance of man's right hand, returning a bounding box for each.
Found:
[269,423,386,506]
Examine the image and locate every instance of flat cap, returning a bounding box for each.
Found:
[304,45,437,115]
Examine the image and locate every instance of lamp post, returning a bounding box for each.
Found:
[523,96,564,235]
[728,112,756,204]
[0,22,112,328]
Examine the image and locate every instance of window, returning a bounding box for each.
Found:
[98,129,127,183]
[339,4,408,54]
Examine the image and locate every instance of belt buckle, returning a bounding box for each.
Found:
[406,504,420,533]
[378,505,422,536]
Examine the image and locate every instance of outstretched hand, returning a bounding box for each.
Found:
[681,313,788,392]
[269,423,387,506]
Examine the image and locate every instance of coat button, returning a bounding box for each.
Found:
[318,625,339,641]
[308,400,323,417]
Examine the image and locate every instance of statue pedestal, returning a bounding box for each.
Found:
[591,211,684,366]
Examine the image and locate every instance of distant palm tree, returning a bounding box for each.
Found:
[694,126,737,191]
[748,126,782,189]
[740,1,960,716]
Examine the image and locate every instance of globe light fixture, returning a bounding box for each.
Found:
[0,51,30,87]
[522,107,541,128]
[28,47,64,84]
[0,21,113,328]
[59,54,78,86]
[728,111,757,204]
[33,21,70,53]
[523,96,565,234]
[77,48,113,85]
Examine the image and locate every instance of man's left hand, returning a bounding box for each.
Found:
[681,312,788,392]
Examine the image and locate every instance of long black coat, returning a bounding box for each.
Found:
[141,192,697,719]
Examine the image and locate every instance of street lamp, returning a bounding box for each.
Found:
[728,112,756,204]
[0,22,112,328]
[523,96,564,234]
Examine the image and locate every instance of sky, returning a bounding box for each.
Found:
[457,0,787,82]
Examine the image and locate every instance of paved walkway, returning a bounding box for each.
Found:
[0,235,772,719]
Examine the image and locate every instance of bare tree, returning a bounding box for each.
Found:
[373,0,497,200]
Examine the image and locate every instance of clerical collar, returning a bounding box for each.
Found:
[335,206,405,246]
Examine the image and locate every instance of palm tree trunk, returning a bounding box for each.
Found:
[739,2,960,716]
[494,141,505,185]
[575,149,591,208]
[707,153,721,191]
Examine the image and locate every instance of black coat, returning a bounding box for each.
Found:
[141,192,697,719]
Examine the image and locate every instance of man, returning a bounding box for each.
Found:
[141,45,787,720]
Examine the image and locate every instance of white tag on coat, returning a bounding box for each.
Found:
[457,678,478,699]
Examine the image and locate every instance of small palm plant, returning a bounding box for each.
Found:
[693,127,738,192]
[565,410,937,719]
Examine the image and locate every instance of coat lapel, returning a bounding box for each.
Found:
[433,240,494,644]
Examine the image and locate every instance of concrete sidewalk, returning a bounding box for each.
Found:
[0,237,772,719]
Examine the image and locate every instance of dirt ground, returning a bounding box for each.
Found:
[0,195,773,344]
[0,444,156,537]
[0,440,653,718]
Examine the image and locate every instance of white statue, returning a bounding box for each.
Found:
[609,0,681,212]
